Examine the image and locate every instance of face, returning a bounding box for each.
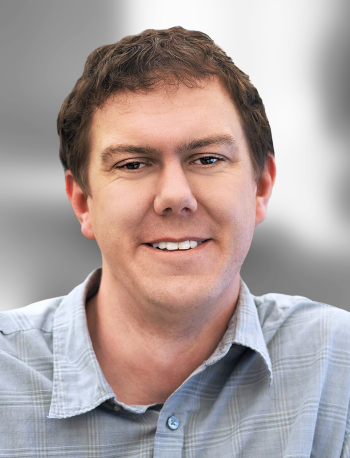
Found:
[69,79,274,312]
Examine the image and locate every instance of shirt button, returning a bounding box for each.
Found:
[167,415,179,430]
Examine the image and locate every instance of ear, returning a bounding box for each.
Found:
[255,154,276,226]
[65,171,96,240]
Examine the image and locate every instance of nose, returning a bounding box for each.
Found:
[153,161,198,216]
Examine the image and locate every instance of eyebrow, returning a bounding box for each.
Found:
[178,134,237,155]
[100,145,159,164]
[100,134,237,164]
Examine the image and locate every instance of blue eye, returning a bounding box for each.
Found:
[197,157,219,165]
[124,162,142,169]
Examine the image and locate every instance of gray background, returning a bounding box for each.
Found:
[0,0,349,311]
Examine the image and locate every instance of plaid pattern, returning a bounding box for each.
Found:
[1,268,350,457]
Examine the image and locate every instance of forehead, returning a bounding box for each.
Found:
[89,79,247,155]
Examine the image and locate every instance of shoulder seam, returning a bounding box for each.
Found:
[0,328,54,336]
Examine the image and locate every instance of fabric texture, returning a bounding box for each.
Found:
[1,268,350,457]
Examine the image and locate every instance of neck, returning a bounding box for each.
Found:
[86,269,240,406]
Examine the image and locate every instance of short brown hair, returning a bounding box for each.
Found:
[57,26,274,195]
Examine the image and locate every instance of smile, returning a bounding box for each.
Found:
[145,240,208,251]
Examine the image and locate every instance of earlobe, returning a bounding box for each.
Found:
[255,154,276,226]
[65,171,96,240]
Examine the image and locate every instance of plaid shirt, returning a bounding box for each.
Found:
[1,268,350,457]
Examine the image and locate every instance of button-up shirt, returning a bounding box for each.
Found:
[1,268,350,457]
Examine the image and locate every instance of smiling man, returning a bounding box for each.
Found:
[1,27,350,457]
[68,78,272,407]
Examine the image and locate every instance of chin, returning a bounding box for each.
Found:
[140,272,235,313]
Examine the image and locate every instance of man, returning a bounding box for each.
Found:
[1,27,350,457]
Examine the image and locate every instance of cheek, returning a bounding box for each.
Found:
[89,184,151,249]
[202,178,257,259]
[201,176,256,225]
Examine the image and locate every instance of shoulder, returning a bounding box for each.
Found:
[0,296,63,335]
[0,297,63,360]
[251,292,350,450]
[254,291,350,346]
[0,298,64,416]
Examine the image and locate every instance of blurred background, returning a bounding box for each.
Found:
[0,0,349,311]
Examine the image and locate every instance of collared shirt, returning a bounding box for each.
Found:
[1,269,350,457]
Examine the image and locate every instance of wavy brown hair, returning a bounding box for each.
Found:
[57,26,274,196]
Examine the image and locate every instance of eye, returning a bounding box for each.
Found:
[115,161,148,170]
[192,156,222,165]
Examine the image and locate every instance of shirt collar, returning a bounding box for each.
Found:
[48,271,272,419]
[204,280,273,385]
[49,269,114,419]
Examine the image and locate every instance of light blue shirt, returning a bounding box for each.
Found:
[1,268,350,457]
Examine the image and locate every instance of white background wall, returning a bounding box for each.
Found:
[0,0,349,310]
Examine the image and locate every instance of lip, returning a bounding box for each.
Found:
[143,237,209,245]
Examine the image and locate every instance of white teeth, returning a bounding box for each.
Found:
[151,240,203,250]
[166,242,179,251]
[178,240,191,250]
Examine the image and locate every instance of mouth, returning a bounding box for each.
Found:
[144,239,210,252]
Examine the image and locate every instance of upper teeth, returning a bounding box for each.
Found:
[152,240,203,250]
